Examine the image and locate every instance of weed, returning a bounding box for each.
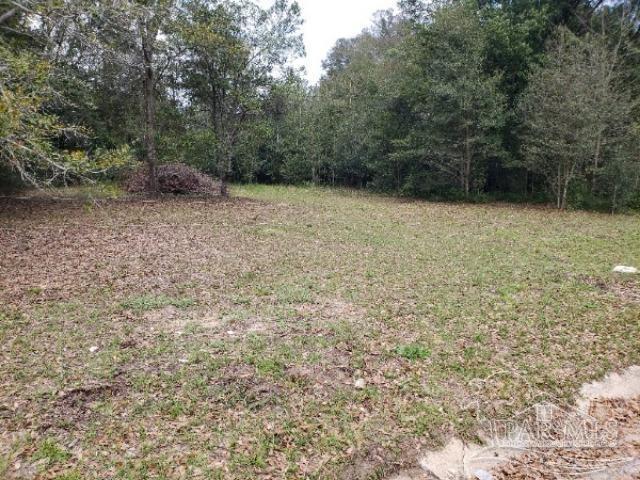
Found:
[395,344,432,361]
[33,438,71,464]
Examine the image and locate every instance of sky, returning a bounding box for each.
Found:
[260,0,398,83]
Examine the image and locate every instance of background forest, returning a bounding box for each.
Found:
[1,0,639,210]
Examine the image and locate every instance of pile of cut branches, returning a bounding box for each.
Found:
[126,164,219,195]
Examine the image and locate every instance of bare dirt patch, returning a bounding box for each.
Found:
[55,381,127,423]
[584,276,640,304]
[342,441,424,480]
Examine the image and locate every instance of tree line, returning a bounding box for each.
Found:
[1,0,639,210]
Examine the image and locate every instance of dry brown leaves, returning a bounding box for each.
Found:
[492,398,640,480]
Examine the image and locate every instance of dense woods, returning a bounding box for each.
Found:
[1,0,639,210]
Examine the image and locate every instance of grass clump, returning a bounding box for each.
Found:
[33,438,71,464]
[395,344,432,361]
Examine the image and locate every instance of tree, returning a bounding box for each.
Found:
[28,0,180,191]
[395,0,506,196]
[299,9,413,190]
[178,0,303,195]
[0,4,131,186]
[0,2,69,184]
[520,27,636,209]
[3,0,639,209]
[138,1,170,193]
[259,74,310,183]
[0,43,72,185]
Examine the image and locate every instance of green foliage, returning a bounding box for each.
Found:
[520,28,637,210]
[175,0,303,184]
[0,42,70,185]
[93,145,136,172]
[0,39,137,187]
[279,0,639,209]
[33,438,71,464]
[395,344,431,361]
[65,145,136,177]
[2,0,638,210]
[396,0,507,196]
[160,129,219,174]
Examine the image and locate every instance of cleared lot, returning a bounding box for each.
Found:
[1,185,639,479]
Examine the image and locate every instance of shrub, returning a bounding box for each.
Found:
[125,163,219,195]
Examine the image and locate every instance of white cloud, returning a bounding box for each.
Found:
[259,0,397,83]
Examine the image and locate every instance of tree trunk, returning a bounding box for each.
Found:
[561,172,571,210]
[220,178,229,197]
[141,24,158,193]
[219,135,231,197]
[220,153,230,197]
[592,130,602,193]
[464,125,471,196]
[556,162,563,209]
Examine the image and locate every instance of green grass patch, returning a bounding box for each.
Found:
[33,438,71,464]
[395,344,432,361]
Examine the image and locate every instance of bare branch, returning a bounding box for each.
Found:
[0,7,17,24]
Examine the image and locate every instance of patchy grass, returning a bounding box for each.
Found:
[32,438,71,464]
[120,294,196,312]
[0,185,639,479]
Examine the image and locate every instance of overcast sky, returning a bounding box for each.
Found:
[259,0,398,83]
